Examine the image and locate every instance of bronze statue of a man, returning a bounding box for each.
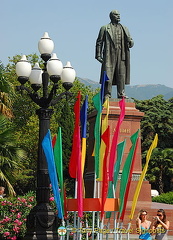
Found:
[95,10,134,99]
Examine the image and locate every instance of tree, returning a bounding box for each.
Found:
[0,62,14,118]
[134,95,173,192]
[134,95,173,152]
[147,148,173,193]
[0,114,26,196]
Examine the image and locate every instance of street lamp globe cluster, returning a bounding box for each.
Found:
[16,32,76,99]
[15,32,76,240]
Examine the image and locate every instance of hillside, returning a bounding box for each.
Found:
[77,77,173,100]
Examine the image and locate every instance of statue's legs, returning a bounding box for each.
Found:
[104,80,112,98]
[117,60,127,98]
[103,54,128,99]
[117,74,126,98]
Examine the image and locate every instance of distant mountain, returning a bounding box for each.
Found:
[77,77,173,100]
[125,84,173,100]
[77,77,100,89]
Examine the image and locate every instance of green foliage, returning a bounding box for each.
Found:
[0,114,27,196]
[134,95,173,193]
[0,62,14,118]
[134,95,173,151]
[146,148,173,193]
[0,62,13,94]
[152,191,173,204]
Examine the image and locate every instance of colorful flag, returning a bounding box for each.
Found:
[98,98,109,181]
[76,123,83,217]
[129,134,158,220]
[69,92,81,178]
[119,130,139,216]
[109,98,125,181]
[113,140,126,192]
[92,92,102,178]
[120,137,139,221]
[54,127,64,215]
[80,95,88,174]
[68,92,83,217]
[52,134,57,148]
[42,130,63,219]
[101,126,110,219]
[100,71,109,105]
[106,140,126,218]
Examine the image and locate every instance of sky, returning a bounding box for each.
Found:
[1,0,173,88]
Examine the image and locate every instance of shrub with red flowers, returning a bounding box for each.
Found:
[0,191,36,240]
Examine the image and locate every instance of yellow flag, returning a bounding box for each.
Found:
[81,138,86,174]
[97,98,109,181]
[129,133,158,220]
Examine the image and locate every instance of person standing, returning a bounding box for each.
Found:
[152,209,170,240]
[136,209,152,240]
[0,186,5,198]
[95,10,134,99]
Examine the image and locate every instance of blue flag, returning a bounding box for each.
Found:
[100,71,109,105]
[80,95,89,179]
[80,95,88,138]
[42,129,63,219]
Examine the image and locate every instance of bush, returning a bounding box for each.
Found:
[0,191,36,240]
[152,191,173,204]
[0,191,57,240]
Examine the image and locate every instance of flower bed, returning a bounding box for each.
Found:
[0,191,36,240]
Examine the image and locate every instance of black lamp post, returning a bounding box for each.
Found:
[15,32,76,240]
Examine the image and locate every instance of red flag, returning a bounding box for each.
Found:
[76,125,83,217]
[109,98,125,181]
[120,137,139,221]
[68,92,83,217]
[52,134,57,148]
[69,92,81,178]
[101,126,110,219]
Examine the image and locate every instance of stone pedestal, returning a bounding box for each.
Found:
[85,98,151,202]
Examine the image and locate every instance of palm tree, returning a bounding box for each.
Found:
[0,114,26,196]
[147,148,173,193]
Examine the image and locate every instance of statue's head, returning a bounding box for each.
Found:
[109,10,120,23]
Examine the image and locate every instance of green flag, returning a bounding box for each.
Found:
[54,127,64,215]
[92,92,102,178]
[106,140,126,218]
[119,130,139,216]
[113,140,126,192]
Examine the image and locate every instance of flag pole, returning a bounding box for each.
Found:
[106,217,110,240]
[96,211,100,240]
[91,172,97,240]
[126,222,131,240]
[77,216,82,240]
[85,215,89,240]
[66,219,70,240]
[73,180,77,240]
[119,221,123,240]
[100,217,104,240]
[113,211,118,240]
